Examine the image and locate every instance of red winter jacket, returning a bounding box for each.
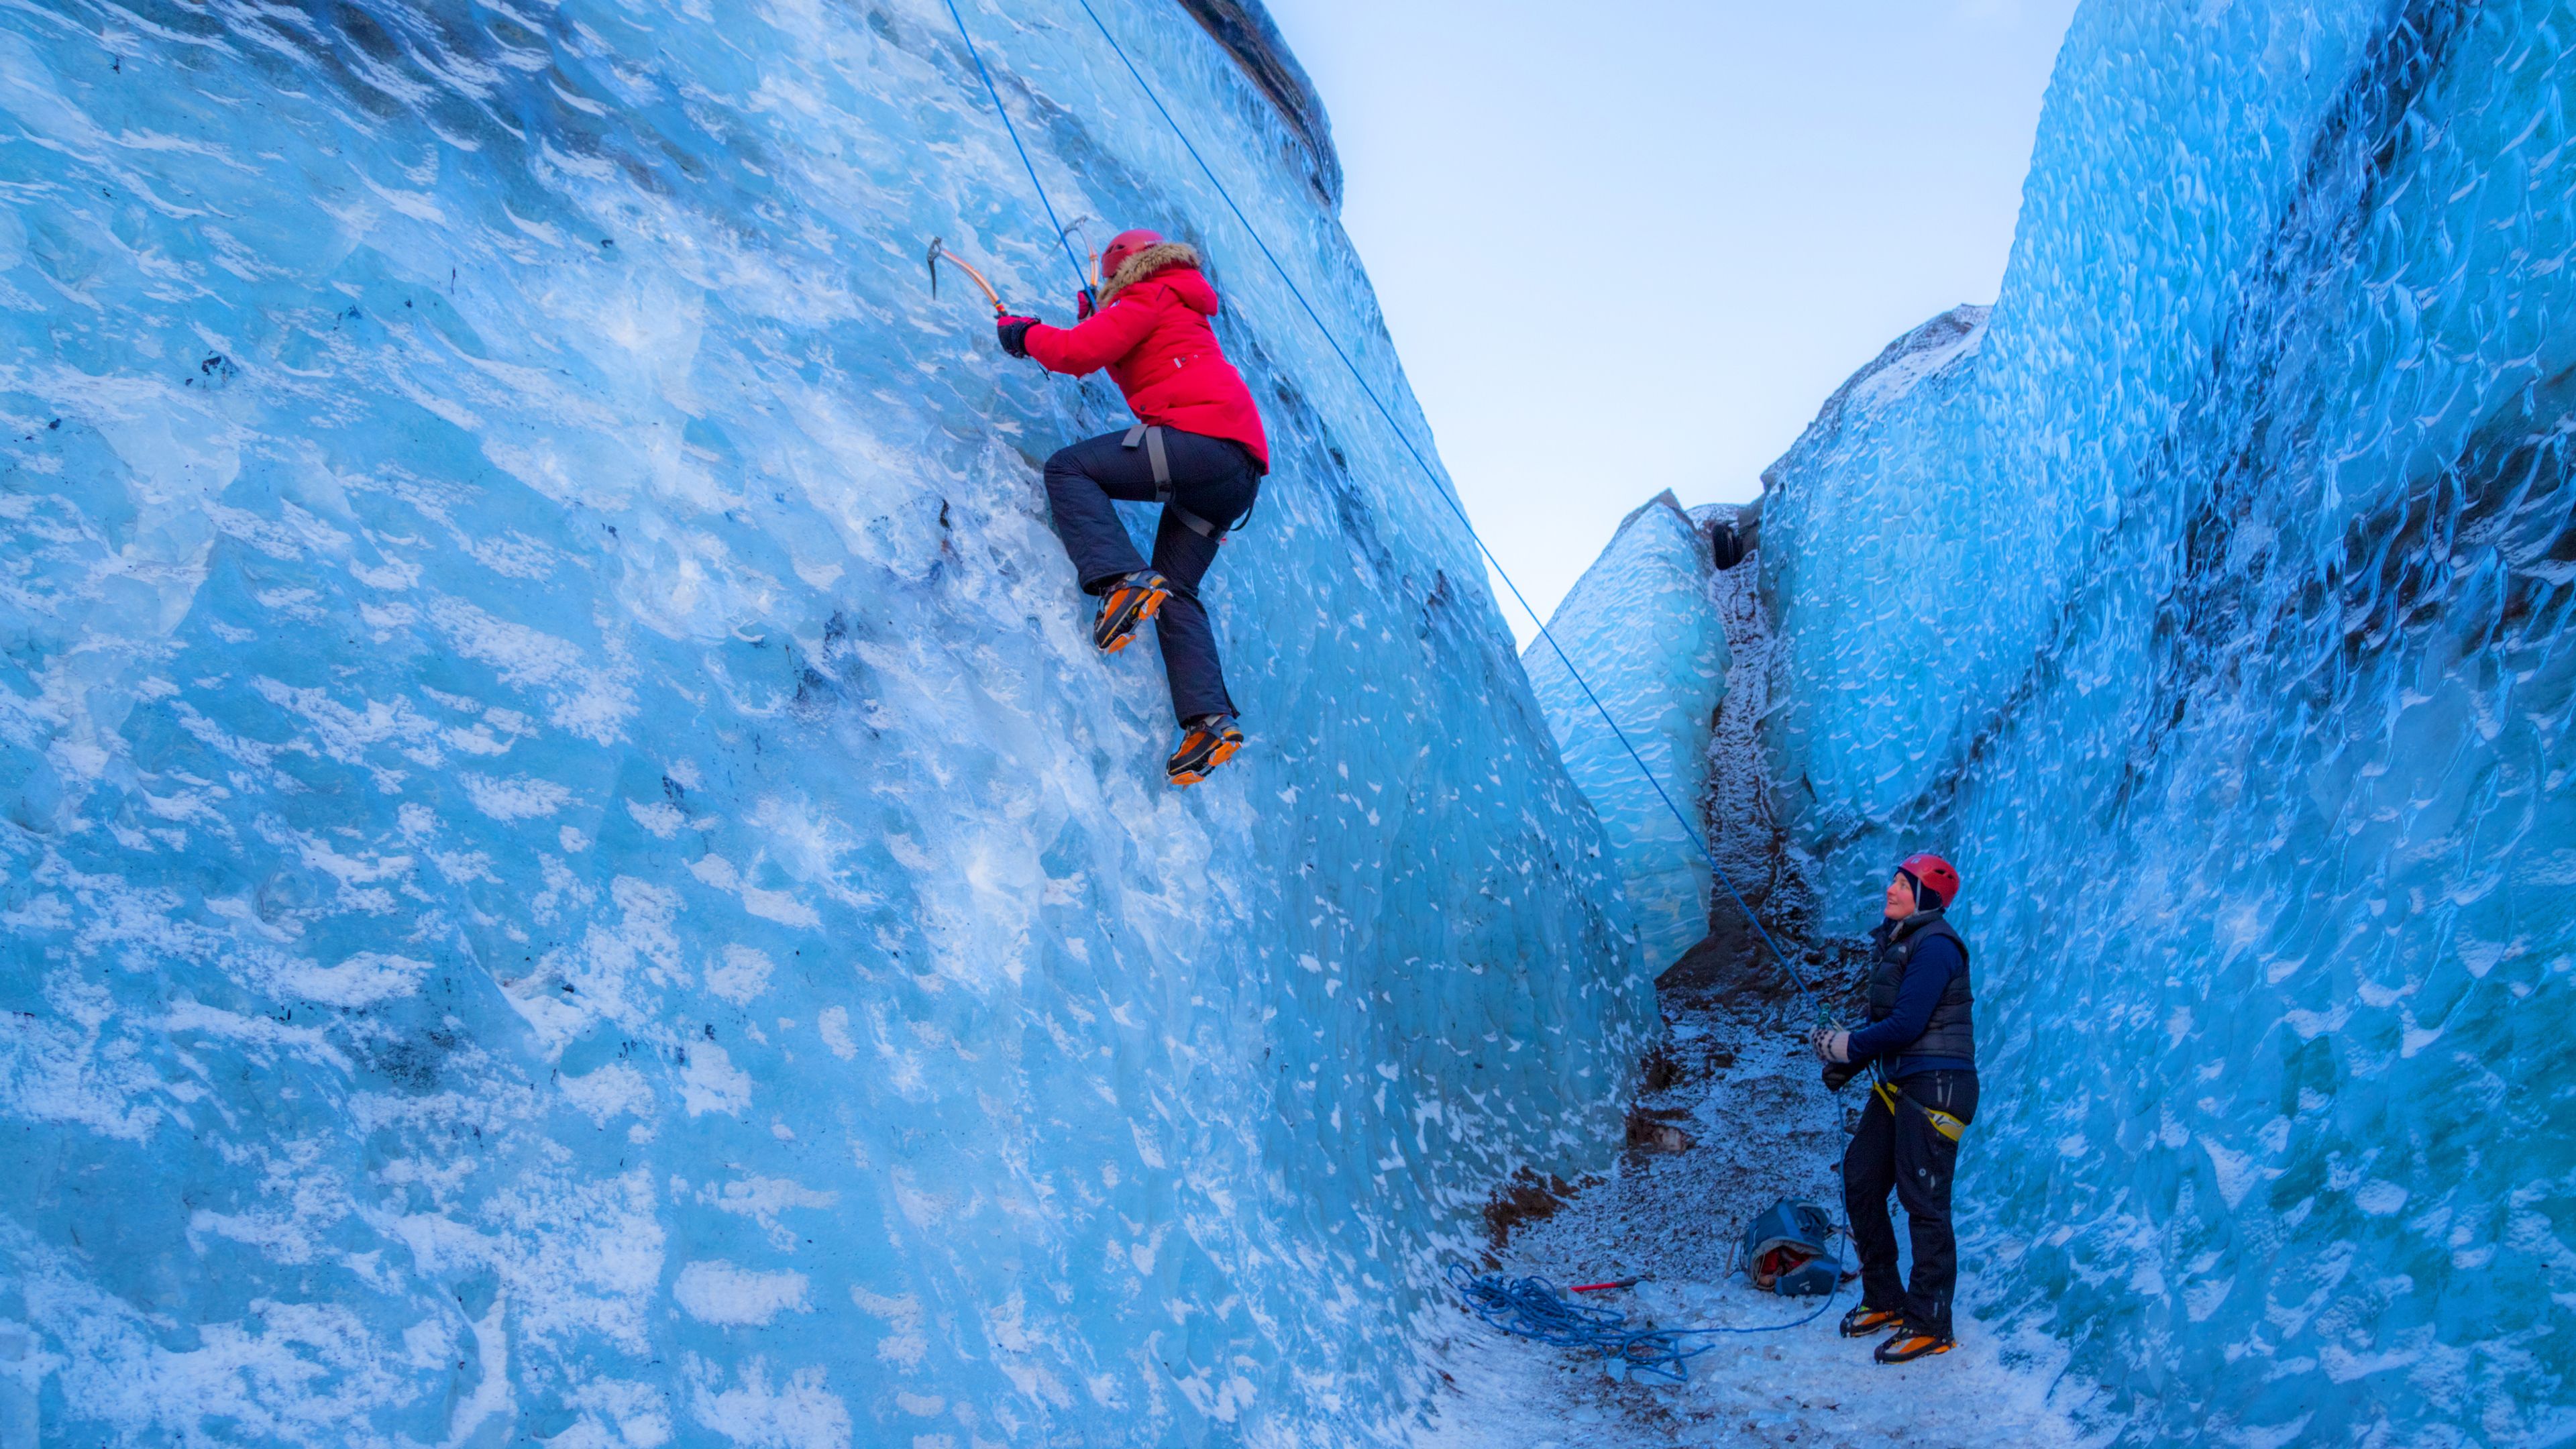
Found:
[1023,242,1271,473]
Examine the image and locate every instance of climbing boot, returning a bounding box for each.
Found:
[1839,1305,1903,1338]
[1093,571,1171,653]
[1872,1321,1955,1363]
[1167,714,1244,788]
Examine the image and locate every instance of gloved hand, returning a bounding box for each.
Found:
[1075,286,1097,321]
[1809,1026,1851,1065]
[996,315,1037,358]
[1822,1061,1857,1092]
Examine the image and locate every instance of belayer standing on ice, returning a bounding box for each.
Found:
[992,228,1269,787]
[1811,853,1978,1364]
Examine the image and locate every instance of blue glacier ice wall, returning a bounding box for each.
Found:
[1523,492,1725,973]
[0,1,1654,1443]
[1759,0,2576,1440]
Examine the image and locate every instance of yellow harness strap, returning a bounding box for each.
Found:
[1874,1080,1966,1143]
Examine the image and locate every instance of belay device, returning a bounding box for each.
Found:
[1740,1198,1841,1297]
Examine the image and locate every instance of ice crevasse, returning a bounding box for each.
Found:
[0,1,1656,1444]
[1737,0,2576,1441]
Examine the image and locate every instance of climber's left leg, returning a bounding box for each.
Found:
[1041,431,1159,593]
[1875,1070,1979,1364]
[1142,433,1259,726]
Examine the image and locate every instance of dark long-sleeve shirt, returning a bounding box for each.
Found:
[1845,930,1974,1079]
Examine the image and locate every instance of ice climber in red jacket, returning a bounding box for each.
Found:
[997,227,1270,788]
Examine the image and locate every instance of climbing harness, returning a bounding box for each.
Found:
[1067,0,1816,1004]
[1119,423,1229,540]
[1872,1079,1967,1142]
[933,0,1871,1373]
[938,0,1812,998]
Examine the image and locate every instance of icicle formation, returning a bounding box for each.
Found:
[0,0,1649,1442]
[1759,1,2576,1439]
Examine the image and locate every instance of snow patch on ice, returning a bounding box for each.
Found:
[676,1262,813,1328]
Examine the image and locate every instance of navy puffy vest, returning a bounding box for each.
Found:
[1866,911,1976,1065]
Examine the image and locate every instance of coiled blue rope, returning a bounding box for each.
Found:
[936,0,1817,1005]
[1446,1263,1844,1383]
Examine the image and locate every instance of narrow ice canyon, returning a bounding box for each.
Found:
[4,1,2573,1446]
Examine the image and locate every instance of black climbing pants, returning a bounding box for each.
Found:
[1042,427,1260,724]
[1843,1069,1978,1336]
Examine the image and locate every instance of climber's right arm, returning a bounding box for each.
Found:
[1024,294,1157,376]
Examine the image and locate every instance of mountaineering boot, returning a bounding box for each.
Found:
[1839,1305,1904,1338]
[1872,1321,1955,1363]
[1093,570,1172,654]
[1167,714,1244,788]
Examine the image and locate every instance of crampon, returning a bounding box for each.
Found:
[1093,570,1171,653]
[1166,714,1243,787]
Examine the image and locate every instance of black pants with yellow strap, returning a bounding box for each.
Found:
[1842,1068,1978,1336]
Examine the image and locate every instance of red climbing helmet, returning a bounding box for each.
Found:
[1099,227,1164,278]
[1896,853,1961,911]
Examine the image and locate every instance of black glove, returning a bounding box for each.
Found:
[1075,286,1097,321]
[1822,1062,1858,1092]
[996,315,1036,358]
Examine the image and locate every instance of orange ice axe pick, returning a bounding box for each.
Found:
[926,237,1008,317]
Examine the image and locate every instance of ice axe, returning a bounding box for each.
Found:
[925,237,1008,317]
[1057,215,1101,288]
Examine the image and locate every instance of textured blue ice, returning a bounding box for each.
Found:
[0,1,1654,1443]
[1523,492,1725,974]
[1755,1,2576,1440]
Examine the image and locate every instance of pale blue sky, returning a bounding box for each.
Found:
[1258,0,2081,638]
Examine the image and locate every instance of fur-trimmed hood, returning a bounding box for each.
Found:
[1021,236,1268,471]
[1097,241,1203,309]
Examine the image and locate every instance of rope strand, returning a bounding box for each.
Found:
[941,0,1091,292]
[1446,1263,1843,1383]
[939,0,1817,1006]
[1070,0,1817,1003]
[935,0,1868,1375]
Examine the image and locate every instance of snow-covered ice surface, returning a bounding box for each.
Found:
[1678,502,1815,982]
[1410,520,2096,1449]
[1760,1,2576,1442]
[1525,492,1727,974]
[1405,975,2100,1449]
[0,1,1652,1444]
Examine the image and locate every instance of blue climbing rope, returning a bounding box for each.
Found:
[934,0,1867,1373]
[1065,0,1821,1006]
[1446,1264,1843,1383]
[936,0,1817,1005]
[940,0,1091,291]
